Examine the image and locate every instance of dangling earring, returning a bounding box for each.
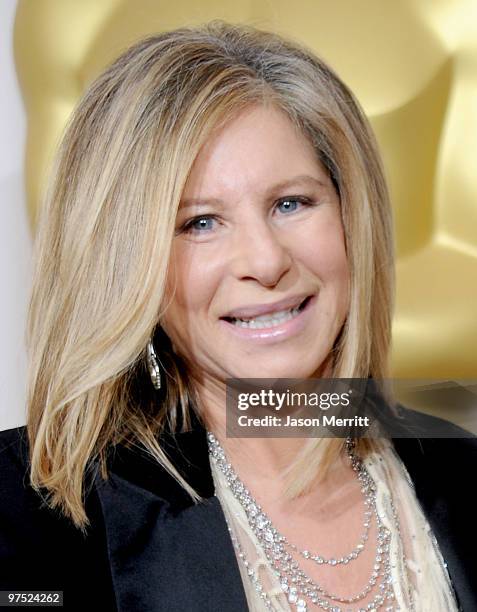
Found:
[146,340,162,390]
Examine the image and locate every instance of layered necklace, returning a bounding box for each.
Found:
[207,432,401,612]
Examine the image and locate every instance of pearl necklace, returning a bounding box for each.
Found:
[207,432,400,612]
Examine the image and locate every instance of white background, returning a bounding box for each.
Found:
[0,0,31,430]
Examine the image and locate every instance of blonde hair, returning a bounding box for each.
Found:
[27,21,394,530]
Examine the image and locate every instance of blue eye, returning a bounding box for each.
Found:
[276,197,311,214]
[181,215,216,234]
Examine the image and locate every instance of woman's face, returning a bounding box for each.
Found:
[161,104,350,382]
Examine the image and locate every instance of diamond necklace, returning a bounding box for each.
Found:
[207,432,399,612]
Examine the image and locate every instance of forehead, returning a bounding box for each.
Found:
[181,104,331,202]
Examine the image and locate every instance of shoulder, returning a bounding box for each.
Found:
[0,425,29,463]
[391,404,477,480]
[0,425,32,511]
[391,404,477,460]
[394,403,476,436]
[0,426,116,608]
[0,423,106,527]
[0,423,86,550]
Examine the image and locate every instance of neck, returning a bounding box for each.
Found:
[191,366,350,504]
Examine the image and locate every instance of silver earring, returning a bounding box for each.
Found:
[146,340,161,390]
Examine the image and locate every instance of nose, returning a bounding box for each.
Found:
[230,218,293,287]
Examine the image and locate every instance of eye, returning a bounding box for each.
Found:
[275,197,313,214]
[179,215,217,235]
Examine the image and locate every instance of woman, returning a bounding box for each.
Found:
[0,21,475,612]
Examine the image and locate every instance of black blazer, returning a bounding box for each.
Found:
[0,406,476,611]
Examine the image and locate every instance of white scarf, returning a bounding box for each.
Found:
[210,438,459,611]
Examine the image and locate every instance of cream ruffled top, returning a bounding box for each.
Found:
[210,438,459,612]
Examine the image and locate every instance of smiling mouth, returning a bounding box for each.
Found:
[221,296,312,329]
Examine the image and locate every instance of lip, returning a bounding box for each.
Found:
[221,293,311,320]
[219,294,317,343]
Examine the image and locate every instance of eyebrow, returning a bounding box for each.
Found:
[179,174,329,209]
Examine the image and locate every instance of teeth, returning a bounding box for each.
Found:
[232,305,301,329]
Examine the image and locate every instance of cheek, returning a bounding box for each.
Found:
[301,220,349,286]
[162,245,221,324]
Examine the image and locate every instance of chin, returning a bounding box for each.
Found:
[232,360,323,380]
